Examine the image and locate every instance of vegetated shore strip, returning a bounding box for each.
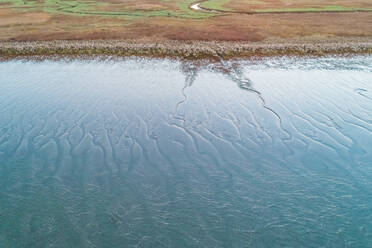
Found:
[0,39,371,59]
[189,0,372,15]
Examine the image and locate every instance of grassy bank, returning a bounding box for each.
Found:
[1,40,371,60]
[198,0,372,13]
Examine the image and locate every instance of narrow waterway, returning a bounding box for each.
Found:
[0,56,371,247]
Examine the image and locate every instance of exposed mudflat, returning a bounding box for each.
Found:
[0,56,372,247]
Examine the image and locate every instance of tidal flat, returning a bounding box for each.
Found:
[0,56,371,247]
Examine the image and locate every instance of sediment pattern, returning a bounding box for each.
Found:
[0,56,371,247]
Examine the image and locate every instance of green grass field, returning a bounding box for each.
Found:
[0,0,212,18]
[199,0,372,13]
[0,0,371,44]
[2,0,371,19]
[199,0,231,11]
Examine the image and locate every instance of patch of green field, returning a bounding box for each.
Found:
[0,0,213,19]
[199,0,231,11]
[0,0,38,8]
[197,0,372,13]
[255,5,372,12]
[1,0,371,19]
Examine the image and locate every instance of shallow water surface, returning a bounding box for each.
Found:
[0,56,371,247]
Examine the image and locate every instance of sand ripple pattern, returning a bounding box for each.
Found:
[0,56,371,247]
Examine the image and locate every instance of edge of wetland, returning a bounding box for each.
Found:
[1,39,371,60]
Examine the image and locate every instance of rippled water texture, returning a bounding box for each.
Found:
[0,56,371,247]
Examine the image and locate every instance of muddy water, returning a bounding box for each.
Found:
[0,56,371,247]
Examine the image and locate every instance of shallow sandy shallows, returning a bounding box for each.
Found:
[1,56,371,247]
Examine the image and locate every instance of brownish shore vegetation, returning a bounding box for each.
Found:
[1,39,371,59]
[0,0,371,57]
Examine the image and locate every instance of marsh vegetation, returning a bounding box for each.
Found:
[0,0,371,42]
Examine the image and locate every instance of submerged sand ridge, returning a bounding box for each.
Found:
[1,56,371,247]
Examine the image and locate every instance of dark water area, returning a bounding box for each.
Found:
[0,56,371,247]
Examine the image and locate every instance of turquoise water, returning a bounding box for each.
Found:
[0,56,371,247]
